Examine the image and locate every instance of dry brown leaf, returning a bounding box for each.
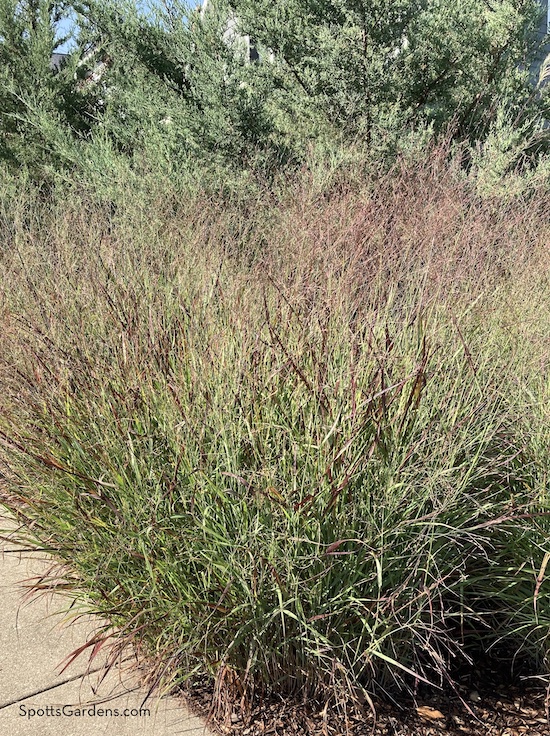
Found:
[416,706,445,720]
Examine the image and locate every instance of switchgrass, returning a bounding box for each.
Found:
[0,145,549,717]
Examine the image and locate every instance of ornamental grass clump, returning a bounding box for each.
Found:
[0,149,549,715]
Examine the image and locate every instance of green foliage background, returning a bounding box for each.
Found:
[0,0,548,181]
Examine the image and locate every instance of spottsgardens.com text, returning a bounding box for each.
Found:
[19,704,151,719]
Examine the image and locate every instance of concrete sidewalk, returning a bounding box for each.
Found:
[0,514,214,736]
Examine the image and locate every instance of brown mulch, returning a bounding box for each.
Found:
[181,680,550,736]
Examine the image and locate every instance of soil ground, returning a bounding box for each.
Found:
[182,676,550,736]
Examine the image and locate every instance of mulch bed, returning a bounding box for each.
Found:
[182,678,550,736]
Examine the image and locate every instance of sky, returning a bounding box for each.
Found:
[56,11,77,52]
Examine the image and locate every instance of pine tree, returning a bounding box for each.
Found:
[228,0,548,146]
[0,0,81,173]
